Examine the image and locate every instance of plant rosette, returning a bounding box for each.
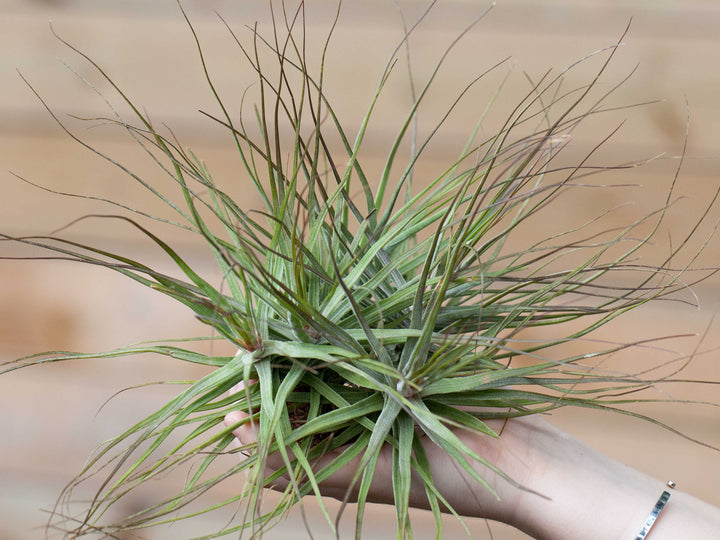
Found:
[3,1,719,539]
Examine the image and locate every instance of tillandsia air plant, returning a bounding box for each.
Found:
[3,0,720,538]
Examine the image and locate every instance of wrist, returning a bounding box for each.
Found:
[504,420,663,539]
[425,416,720,539]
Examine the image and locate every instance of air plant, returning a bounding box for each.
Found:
[3,1,719,538]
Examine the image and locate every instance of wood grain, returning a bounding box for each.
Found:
[1,2,719,539]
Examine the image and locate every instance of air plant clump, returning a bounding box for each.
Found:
[3,1,719,538]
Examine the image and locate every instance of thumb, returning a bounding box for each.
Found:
[224,410,257,445]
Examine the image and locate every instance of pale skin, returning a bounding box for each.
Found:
[224,409,720,539]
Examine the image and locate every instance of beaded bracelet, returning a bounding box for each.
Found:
[634,481,676,539]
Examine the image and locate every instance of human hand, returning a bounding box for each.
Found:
[224,405,549,524]
[224,386,720,539]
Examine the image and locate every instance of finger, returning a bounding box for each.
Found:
[225,378,259,439]
[312,442,395,504]
[224,409,289,473]
[228,378,258,400]
[223,384,390,502]
[224,410,254,443]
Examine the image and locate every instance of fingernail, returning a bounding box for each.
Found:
[224,411,245,427]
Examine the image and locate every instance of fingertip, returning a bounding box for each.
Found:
[228,378,258,396]
[224,410,247,429]
[225,410,259,445]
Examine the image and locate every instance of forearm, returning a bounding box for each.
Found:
[486,419,720,539]
[508,423,664,539]
[228,410,720,538]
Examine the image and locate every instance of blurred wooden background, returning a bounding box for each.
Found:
[1,0,719,538]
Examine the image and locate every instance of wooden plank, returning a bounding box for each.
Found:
[2,3,719,155]
[2,3,719,538]
[1,261,719,539]
[2,130,718,259]
[4,0,720,30]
